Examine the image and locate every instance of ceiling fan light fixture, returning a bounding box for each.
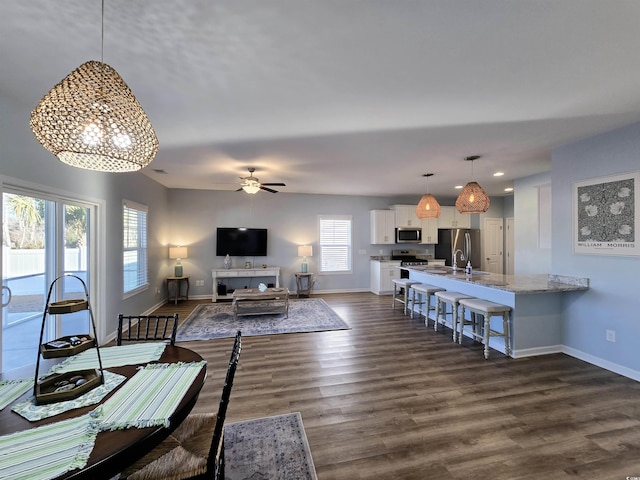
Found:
[455,156,490,213]
[242,181,261,194]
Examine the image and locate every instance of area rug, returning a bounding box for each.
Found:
[225,412,318,480]
[176,298,349,341]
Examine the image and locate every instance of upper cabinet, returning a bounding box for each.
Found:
[390,204,420,227]
[370,210,395,244]
[438,206,471,229]
[420,219,438,244]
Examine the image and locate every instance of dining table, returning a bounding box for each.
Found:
[0,344,207,480]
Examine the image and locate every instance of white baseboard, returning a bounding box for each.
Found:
[562,346,640,382]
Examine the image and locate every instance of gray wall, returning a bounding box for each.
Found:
[167,189,420,296]
[552,121,640,379]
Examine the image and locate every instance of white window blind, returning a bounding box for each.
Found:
[318,215,352,273]
[123,200,148,295]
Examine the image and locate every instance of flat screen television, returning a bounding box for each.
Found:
[216,228,268,257]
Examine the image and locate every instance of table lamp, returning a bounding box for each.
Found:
[169,246,188,277]
[298,245,312,273]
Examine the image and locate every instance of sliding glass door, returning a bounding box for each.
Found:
[1,190,94,372]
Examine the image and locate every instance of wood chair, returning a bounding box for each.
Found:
[119,330,242,480]
[116,313,179,346]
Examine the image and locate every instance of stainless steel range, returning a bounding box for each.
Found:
[391,249,430,277]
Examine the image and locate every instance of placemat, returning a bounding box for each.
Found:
[12,371,126,422]
[0,378,34,411]
[94,361,206,431]
[0,412,98,480]
[49,342,166,374]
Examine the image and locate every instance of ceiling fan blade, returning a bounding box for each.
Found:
[235,187,243,192]
[261,182,286,186]
[260,186,279,193]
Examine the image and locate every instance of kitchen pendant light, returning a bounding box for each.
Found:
[456,156,490,213]
[29,1,158,172]
[416,173,441,219]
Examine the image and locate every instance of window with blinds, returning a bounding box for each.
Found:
[318,215,352,274]
[123,200,148,296]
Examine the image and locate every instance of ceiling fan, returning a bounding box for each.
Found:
[237,167,286,194]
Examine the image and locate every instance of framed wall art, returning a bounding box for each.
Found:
[573,171,640,256]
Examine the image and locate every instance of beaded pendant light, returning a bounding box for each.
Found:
[415,173,441,219]
[455,156,490,213]
[29,1,158,172]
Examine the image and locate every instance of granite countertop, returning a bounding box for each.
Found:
[370,256,395,261]
[402,266,589,294]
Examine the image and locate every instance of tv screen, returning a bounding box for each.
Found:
[216,228,268,257]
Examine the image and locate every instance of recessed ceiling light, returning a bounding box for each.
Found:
[493,172,504,177]
[454,185,463,189]
[504,187,514,192]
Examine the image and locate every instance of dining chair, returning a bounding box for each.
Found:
[116,313,179,346]
[118,330,242,480]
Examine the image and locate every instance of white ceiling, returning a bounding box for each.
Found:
[3,1,640,198]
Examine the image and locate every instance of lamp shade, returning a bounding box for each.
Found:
[30,60,159,172]
[169,246,188,259]
[298,245,312,257]
[455,181,491,213]
[415,193,441,219]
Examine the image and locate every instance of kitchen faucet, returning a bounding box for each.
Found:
[452,249,465,271]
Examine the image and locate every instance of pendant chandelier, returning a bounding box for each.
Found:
[415,173,441,219]
[29,1,158,172]
[455,155,490,213]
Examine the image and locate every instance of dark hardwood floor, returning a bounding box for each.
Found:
[154,293,640,479]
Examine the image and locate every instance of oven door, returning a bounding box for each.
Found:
[395,228,422,243]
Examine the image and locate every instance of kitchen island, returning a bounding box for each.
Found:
[403,266,589,358]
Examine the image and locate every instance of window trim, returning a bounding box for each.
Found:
[317,214,352,275]
[122,199,149,298]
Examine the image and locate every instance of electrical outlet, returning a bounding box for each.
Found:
[606,329,616,342]
[359,249,367,255]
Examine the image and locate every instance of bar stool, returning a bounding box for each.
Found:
[410,284,445,326]
[434,291,475,342]
[458,298,512,359]
[392,278,420,315]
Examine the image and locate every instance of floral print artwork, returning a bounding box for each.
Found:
[577,178,634,243]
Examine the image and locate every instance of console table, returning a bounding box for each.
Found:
[211,267,280,302]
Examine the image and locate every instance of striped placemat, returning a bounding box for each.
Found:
[12,371,126,422]
[49,342,166,374]
[94,361,206,431]
[0,412,98,480]
[0,378,34,411]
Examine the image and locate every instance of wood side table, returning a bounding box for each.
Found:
[294,272,315,298]
[167,276,190,304]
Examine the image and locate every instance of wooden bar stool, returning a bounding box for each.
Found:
[434,291,474,342]
[410,284,445,326]
[458,298,512,359]
[392,278,420,315]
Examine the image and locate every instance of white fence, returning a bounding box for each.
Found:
[2,247,87,278]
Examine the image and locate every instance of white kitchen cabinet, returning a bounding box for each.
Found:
[370,210,395,244]
[370,260,402,295]
[420,219,438,244]
[390,204,420,228]
[437,206,471,229]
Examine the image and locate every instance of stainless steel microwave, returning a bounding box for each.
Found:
[395,227,422,243]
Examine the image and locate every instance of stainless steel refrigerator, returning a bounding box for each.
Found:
[435,228,481,269]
